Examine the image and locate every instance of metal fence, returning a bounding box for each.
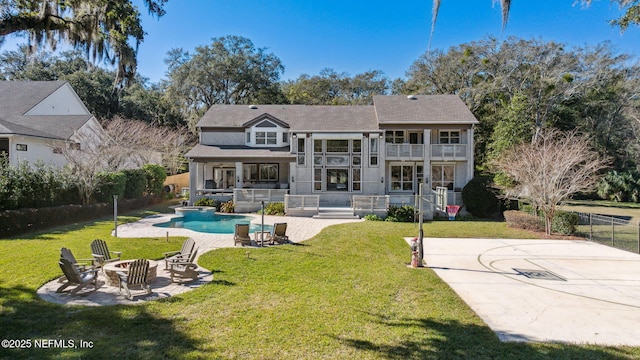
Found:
[575,212,640,254]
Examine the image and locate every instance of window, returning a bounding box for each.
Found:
[243,163,278,182]
[352,168,361,191]
[312,139,361,192]
[390,165,414,191]
[246,132,251,144]
[69,143,81,150]
[282,132,289,143]
[439,131,460,144]
[326,169,348,191]
[297,137,306,166]
[386,130,404,144]
[432,164,455,190]
[409,131,424,144]
[369,137,378,167]
[256,131,277,145]
[16,144,27,151]
[326,139,348,153]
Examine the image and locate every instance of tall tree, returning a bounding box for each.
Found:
[0,0,168,86]
[164,35,285,130]
[430,0,639,37]
[282,68,389,105]
[491,128,609,234]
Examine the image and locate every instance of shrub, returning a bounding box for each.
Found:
[122,169,147,199]
[143,164,167,196]
[363,214,383,221]
[263,202,285,215]
[552,211,579,235]
[94,172,126,204]
[503,210,544,232]
[384,216,398,222]
[194,198,215,207]
[462,176,499,218]
[220,200,235,213]
[387,205,416,222]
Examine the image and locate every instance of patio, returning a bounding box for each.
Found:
[37,214,363,306]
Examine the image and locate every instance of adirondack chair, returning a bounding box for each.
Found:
[60,247,94,271]
[117,259,152,300]
[234,223,252,246]
[90,239,122,268]
[163,238,195,269]
[57,258,99,294]
[168,249,199,283]
[269,223,290,244]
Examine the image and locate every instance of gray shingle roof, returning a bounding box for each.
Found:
[0,81,93,140]
[198,105,379,132]
[197,95,478,131]
[373,95,479,124]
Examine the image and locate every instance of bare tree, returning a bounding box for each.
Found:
[491,128,609,234]
[160,126,196,175]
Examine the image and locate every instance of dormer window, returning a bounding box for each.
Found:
[244,115,290,147]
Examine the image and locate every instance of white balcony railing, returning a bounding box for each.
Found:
[431,144,467,159]
[385,144,424,159]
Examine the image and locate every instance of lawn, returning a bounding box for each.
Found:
[1,206,639,359]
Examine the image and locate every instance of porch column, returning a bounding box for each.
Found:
[188,161,197,205]
[423,129,432,188]
[466,127,474,182]
[235,162,243,189]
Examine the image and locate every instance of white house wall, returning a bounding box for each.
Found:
[25,83,89,116]
[10,135,68,167]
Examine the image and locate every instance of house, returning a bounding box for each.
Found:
[0,81,104,167]
[185,95,479,218]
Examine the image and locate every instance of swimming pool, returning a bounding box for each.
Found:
[154,211,272,234]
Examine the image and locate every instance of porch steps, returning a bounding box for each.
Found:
[312,207,360,219]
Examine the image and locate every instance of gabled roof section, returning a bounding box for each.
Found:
[373,95,479,125]
[198,104,378,132]
[242,113,290,129]
[0,81,94,140]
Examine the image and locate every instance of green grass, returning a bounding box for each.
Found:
[1,208,639,359]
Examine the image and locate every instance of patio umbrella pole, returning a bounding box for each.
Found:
[261,200,265,246]
[418,184,424,267]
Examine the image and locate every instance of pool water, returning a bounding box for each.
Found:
[154,211,272,234]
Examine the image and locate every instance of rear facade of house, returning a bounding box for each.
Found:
[186,95,479,218]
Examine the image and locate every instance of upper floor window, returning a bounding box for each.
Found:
[256,131,277,145]
[439,131,460,144]
[245,118,289,147]
[385,130,404,144]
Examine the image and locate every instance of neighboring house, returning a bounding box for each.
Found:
[186,95,479,218]
[0,81,104,167]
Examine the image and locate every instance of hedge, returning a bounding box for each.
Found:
[0,196,160,238]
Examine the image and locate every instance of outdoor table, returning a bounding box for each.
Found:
[254,231,271,246]
[102,259,158,287]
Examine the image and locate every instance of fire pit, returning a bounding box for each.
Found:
[103,260,158,287]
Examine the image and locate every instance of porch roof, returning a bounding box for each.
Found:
[185,144,296,161]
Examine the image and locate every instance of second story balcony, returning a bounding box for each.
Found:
[431,144,468,160]
[385,144,424,160]
[385,143,469,161]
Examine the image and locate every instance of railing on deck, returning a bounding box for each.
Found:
[233,189,288,203]
[284,195,320,216]
[431,144,467,159]
[352,195,389,213]
[385,144,424,159]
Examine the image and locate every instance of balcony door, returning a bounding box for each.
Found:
[214,168,235,190]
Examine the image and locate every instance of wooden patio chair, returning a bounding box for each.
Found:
[269,223,290,244]
[168,249,199,283]
[234,223,252,246]
[57,258,99,294]
[163,238,196,269]
[90,239,122,269]
[117,259,152,300]
[60,247,94,271]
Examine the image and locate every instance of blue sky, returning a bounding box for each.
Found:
[4,1,640,84]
